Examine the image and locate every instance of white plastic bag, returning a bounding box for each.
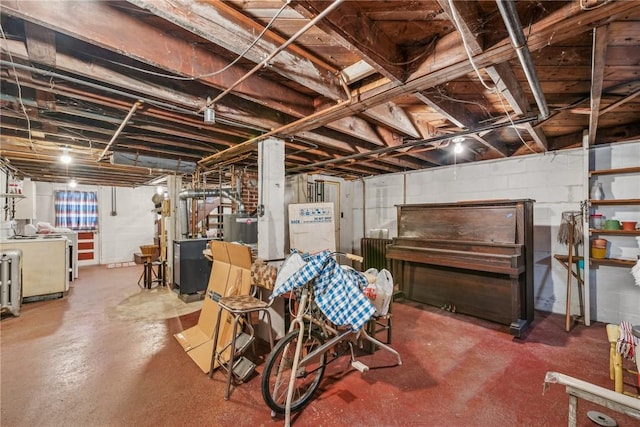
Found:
[274,252,306,293]
[363,268,393,316]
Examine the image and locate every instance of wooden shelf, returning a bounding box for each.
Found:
[0,193,26,199]
[590,167,640,177]
[590,258,638,267]
[589,199,640,205]
[554,254,584,263]
[590,228,640,236]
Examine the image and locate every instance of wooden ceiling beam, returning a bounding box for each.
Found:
[362,102,421,139]
[325,116,386,147]
[438,1,547,152]
[414,90,509,158]
[127,0,345,102]
[2,29,400,166]
[291,1,425,139]
[292,0,406,84]
[373,126,443,167]
[588,25,609,146]
[0,0,313,117]
[484,63,548,151]
[284,0,636,135]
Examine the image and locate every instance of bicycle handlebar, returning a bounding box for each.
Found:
[345,253,363,263]
[327,251,363,264]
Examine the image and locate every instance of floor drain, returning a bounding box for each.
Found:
[587,410,617,427]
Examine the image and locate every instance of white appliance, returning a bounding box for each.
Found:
[0,235,68,300]
[288,202,336,253]
[48,232,78,282]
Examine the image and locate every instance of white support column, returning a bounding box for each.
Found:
[257,137,285,260]
[257,137,287,340]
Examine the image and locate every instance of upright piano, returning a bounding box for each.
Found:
[386,199,534,337]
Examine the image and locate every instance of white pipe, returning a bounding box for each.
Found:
[496,0,549,119]
[207,0,346,108]
[98,100,143,161]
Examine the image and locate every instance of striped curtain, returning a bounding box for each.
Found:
[54,191,99,230]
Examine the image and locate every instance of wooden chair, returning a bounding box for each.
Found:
[606,323,640,398]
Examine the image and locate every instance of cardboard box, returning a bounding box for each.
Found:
[174,240,253,373]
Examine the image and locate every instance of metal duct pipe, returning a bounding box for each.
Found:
[177,188,245,239]
[111,152,196,173]
[496,0,550,119]
[179,189,245,213]
[179,197,188,239]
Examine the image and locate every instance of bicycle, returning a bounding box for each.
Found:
[260,250,402,426]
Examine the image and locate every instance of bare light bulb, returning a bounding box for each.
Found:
[68,179,78,188]
[454,142,463,154]
[60,147,72,164]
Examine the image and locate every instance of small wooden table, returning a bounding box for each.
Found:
[135,253,164,289]
[553,254,585,331]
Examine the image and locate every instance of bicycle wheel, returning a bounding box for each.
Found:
[261,328,326,414]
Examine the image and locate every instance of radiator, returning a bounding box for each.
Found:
[361,238,393,271]
[1,249,22,317]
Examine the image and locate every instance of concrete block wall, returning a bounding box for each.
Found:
[353,146,640,325]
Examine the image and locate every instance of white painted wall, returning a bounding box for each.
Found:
[353,145,640,325]
[34,182,157,265]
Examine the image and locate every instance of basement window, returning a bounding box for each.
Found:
[54,191,99,231]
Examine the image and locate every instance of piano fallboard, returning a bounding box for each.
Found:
[386,238,524,276]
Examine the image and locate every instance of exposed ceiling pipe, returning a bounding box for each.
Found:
[198,1,351,168]
[206,0,347,108]
[111,152,196,173]
[199,71,353,168]
[97,100,143,162]
[496,0,550,119]
[179,188,245,213]
[287,115,538,173]
[0,60,195,116]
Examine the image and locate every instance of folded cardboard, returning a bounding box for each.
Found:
[174,240,253,373]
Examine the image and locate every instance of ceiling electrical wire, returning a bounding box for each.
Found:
[95,0,292,82]
[0,24,35,152]
[447,0,494,92]
[580,0,613,11]
[432,86,494,119]
[446,0,538,153]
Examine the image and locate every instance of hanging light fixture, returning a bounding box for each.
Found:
[453,137,464,154]
[203,97,215,124]
[60,146,72,164]
[68,179,78,188]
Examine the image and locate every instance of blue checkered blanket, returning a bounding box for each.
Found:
[271,251,376,331]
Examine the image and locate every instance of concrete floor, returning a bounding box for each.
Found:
[1,264,636,426]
